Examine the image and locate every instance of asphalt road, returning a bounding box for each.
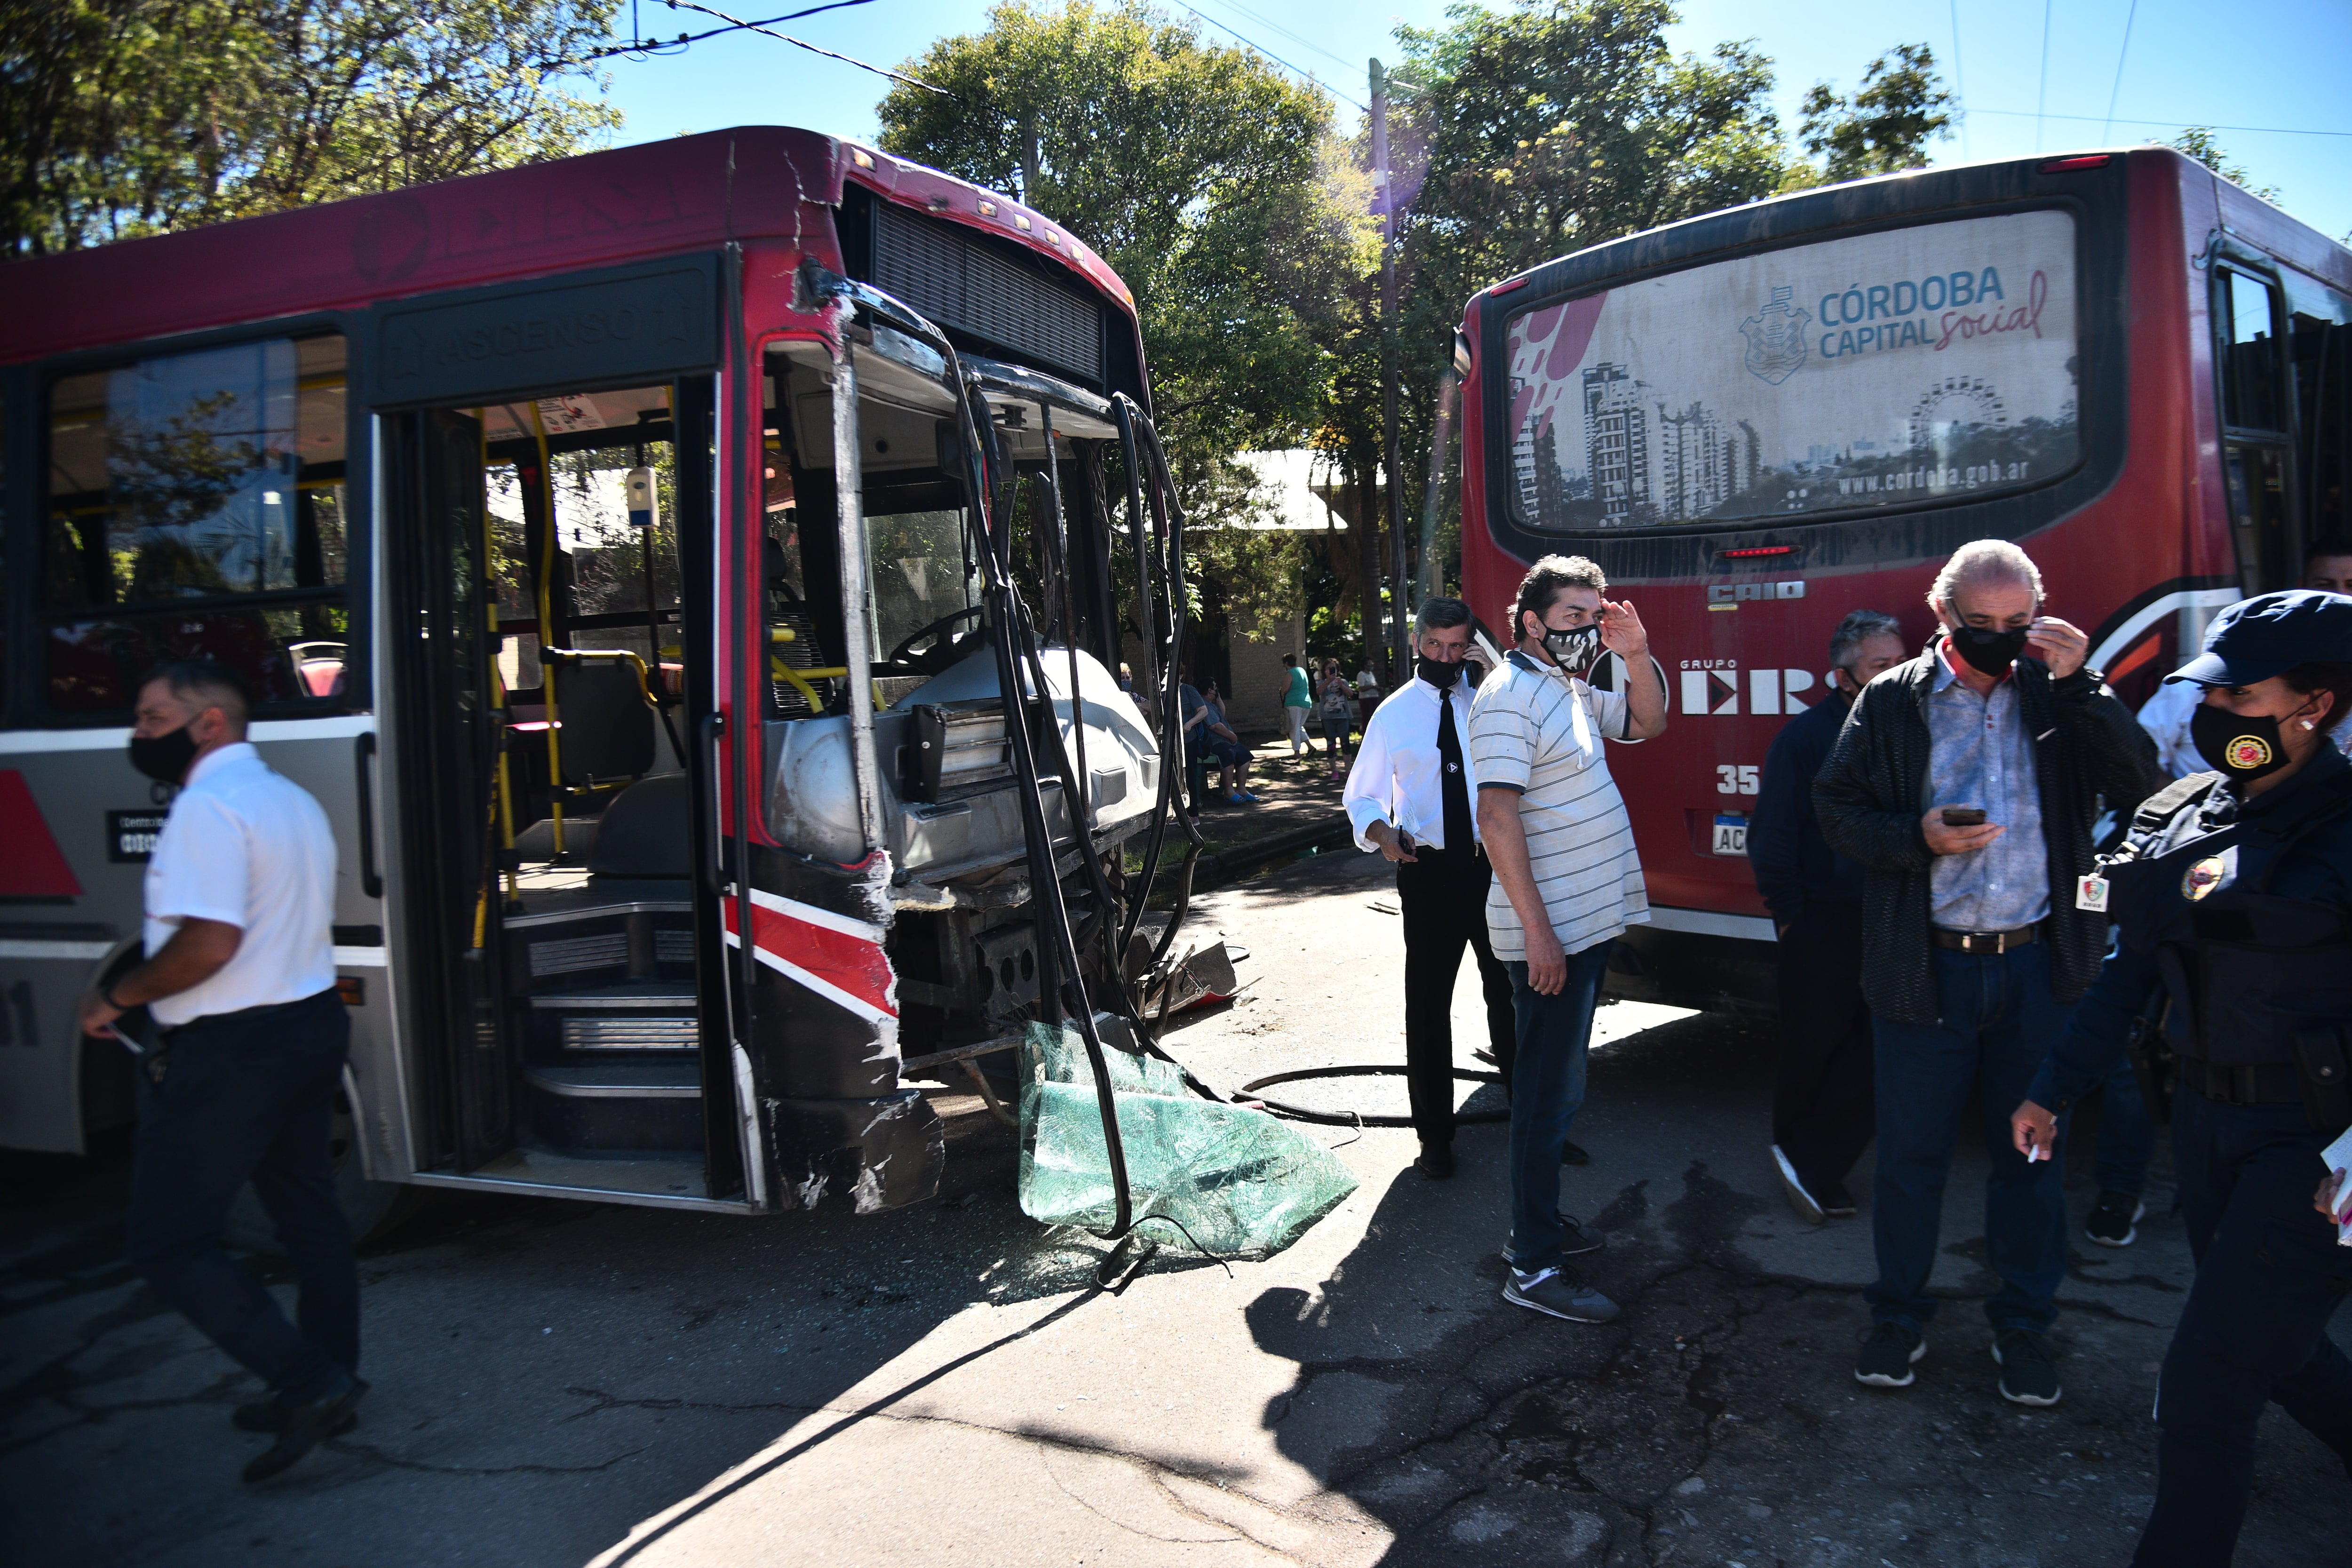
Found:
[5,846,2345,1567]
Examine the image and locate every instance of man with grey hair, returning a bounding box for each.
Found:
[1344,596,1520,1175]
[1751,607,1909,1225]
[1816,541,2167,1406]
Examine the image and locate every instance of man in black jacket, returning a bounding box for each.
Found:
[1751,608,1908,1225]
[1814,541,2167,1408]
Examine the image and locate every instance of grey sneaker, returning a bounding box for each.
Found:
[1503,1266,1621,1324]
[1855,1321,1925,1387]
[1772,1144,1825,1224]
[2084,1192,2145,1248]
[1502,1215,1605,1266]
[1993,1331,2062,1407]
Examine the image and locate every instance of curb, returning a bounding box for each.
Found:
[1188,814,1359,891]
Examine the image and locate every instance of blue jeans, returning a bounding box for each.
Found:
[2093,1054,2154,1201]
[1504,940,1613,1273]
[1867,941,2073,1336]
[125,990,358,1400]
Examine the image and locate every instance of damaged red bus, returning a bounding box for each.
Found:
[1455,146,2352,1012]
[0,128,1194,1230]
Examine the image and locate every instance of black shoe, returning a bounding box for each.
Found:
[2084,1192,2145,1248]
[1855,1322,1925,1388]
[1502,1266,1621,1324]
[232,1397,358,1437]
[242,1373,367,1484]
[1414,1144,1455,1180]
[1820,1181,1859,1218]
[1772,1144,1825,1224]
[1560,1140,1590,1166]
[1993,1331,2062,1407]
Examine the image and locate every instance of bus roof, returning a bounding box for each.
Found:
[1471,146,2352,314]
[0,127,1133,366]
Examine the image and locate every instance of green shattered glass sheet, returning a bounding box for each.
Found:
[1017,1021,1359,1258]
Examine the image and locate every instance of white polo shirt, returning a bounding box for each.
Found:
[143,742,338,1027]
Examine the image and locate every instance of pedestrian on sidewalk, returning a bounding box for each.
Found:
[1344,597,1518,1180]
[1316,659,1355,778]
[76,661,366,1484]
[1279,653,1312,756]
[1355,662,1383,736]
[1470,556,1667,1325]
[1814,539,2168,1408]
[1752,607,1909,1225]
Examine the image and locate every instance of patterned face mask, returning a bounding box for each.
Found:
[1543,623,1603,679]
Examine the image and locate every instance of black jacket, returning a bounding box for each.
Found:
[1812,639,2169,1025]
[1750,692,1866,927]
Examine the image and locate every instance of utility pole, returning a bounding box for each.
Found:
[1372,57,1407,680]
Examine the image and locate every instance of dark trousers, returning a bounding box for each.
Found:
[125,990,358,1400]
[1505,940,1613,1274]
[2093,1054,2156,1201]
[1398,849,1515,1148]
[1771,904,1875,1196]
[1866,941,2074,1336]
[2134,1088,2352,1567]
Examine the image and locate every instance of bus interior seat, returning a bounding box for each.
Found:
[544,653,659,788]
[585,772,691,880]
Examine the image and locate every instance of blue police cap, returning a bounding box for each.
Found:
[2165,589,2352,687]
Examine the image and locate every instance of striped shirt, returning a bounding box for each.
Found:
[1467,649,1649,960]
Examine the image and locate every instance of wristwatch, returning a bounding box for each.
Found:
[100,979,128,1011]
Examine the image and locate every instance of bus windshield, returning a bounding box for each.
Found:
[1503,208,2081,530]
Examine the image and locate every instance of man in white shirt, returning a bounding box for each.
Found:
[1470,555,1665,1325]
[77,661,363,1484]
[1343,597,1519,1180]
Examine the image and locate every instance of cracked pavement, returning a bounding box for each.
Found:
[5,848,2346,1566]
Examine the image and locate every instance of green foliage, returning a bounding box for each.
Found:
[877,1,1377,493]
[2171,127,2280,203]
[1,0,621,255]
[1794,42,1954,186]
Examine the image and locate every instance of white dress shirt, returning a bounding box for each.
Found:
[1343,674,1483,853]
[143,742,338,1027]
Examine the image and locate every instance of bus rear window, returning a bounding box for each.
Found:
[43,334,348,713]
[1502,209,2081,530]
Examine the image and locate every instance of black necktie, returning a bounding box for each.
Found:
[1437,688,1473,858]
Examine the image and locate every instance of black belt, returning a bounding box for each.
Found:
[2179,1057,2304,1107]
[159,987,338,1040]
[1932,923,2040,954]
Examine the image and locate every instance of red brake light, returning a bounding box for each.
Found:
[1718,544,1794,558]
[1490,277,1531,296]
[2039,154,2111,173]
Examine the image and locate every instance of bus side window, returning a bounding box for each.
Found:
[2284,271,2352,544]
[2217,267,2285,434]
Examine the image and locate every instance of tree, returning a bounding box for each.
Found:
[2171,127,2280,203]
[877,1,1376,511]
[1,0,620,256]
[1794,42,1954,185]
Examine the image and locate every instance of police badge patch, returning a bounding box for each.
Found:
[1739,286,1811,385]
[2182,855,2230,902]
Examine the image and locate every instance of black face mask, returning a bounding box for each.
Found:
[129,721,199,785]
[1416,656,1464,690]
[1542,624,1603,679]
[2190,702,2296,782]
[1950,622,2031,677]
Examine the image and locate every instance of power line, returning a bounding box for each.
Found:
[580,0,942,92]
[2102,0,2138,142]
[1949,0,1968,159]
[2035,0,2052,153]
[1192,0,1360,80]
[1164,0,1368,111]
[1969,107,2352,139]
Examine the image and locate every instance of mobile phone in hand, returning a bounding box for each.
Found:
[1941,807,1988,828]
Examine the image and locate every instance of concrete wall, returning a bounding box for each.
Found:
[1222,605,1306,735]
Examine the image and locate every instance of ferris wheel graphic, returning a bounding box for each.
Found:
[1907,375,2008,447]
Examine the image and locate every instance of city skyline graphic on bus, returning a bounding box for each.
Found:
[1504,209,2080,530]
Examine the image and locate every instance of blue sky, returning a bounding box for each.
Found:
[596,0,2351,241]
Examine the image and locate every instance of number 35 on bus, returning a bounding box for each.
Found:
[1454,146,2351,1013]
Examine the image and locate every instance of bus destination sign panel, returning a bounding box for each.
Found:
[1503,209,2080,530]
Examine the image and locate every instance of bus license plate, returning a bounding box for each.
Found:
[1711,815,1748,857]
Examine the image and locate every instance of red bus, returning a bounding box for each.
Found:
[1455,147,2352,1012]
[0,127,1189,1232]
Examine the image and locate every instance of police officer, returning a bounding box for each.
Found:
[76,660,363,1485]
[2010,591,2352,1566]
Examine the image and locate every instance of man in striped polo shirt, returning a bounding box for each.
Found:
[1470,554,1667,1323]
